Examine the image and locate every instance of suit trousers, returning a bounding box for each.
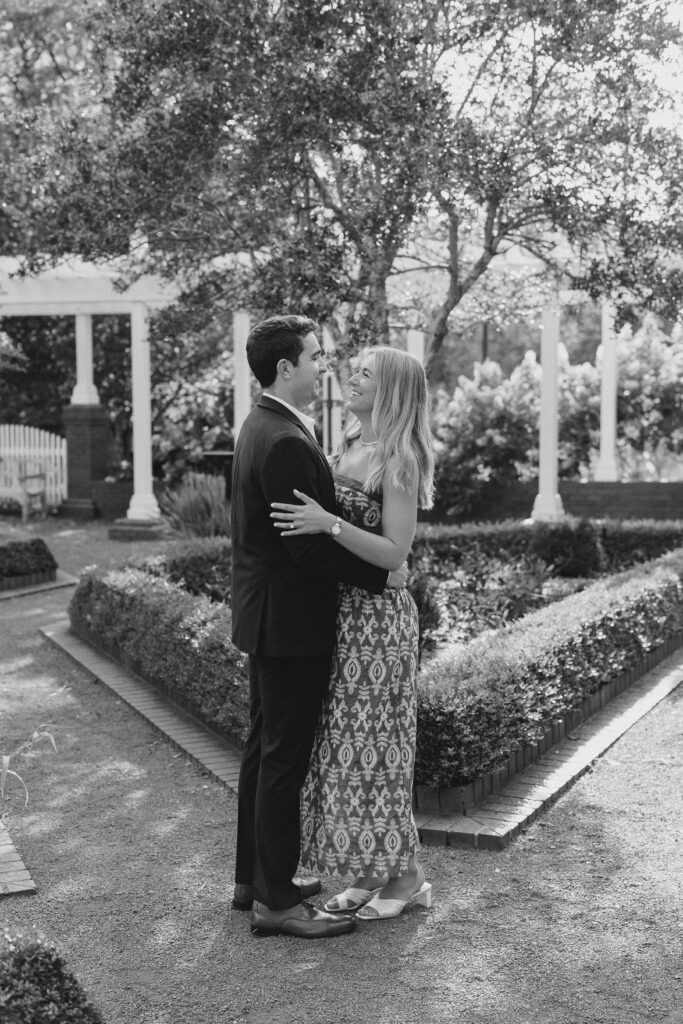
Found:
[235,652,332,910]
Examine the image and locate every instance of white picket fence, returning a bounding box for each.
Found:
[0,424,67,508]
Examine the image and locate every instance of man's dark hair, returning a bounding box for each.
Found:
[246,315,320,387]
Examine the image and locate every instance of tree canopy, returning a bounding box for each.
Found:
[2,0,682,370]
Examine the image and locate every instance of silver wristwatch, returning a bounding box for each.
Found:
[329,515,342,537]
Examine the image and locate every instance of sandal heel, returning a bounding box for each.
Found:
[413,882,432,909]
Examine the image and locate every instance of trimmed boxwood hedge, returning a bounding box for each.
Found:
[0,538,57,580]
[412,516,683,578]
[415,547,683,787]
[598,518,683,569]
[127,537,232,604]
[70,543,683,791]
[68,567,249,743]
[125,518,683,593]
[0,928,104,1024]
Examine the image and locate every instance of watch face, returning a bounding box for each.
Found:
[331,521,341,535]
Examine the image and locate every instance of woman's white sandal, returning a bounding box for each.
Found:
[324,884,384,913]
[356,881,432,920]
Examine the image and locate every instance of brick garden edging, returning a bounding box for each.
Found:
[0,569,56,592]
[68,621,247,753]
[414,629,683,819]
[0,819,36,898]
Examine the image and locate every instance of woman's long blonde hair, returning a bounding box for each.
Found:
[333,347,435,509]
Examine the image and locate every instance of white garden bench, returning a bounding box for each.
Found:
[0,425,66,521]
[0,456,47,523]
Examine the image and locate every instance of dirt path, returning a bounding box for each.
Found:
[1,517,682,1024]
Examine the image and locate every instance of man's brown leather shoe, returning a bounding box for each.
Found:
[250,900,356,938]
[232,877,321,911]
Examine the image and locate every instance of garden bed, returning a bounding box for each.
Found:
[68,531,683,800]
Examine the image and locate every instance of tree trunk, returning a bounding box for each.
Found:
[425,215,462,380]
[424,202,500,380]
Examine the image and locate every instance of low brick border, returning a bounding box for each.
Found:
[68,622,246,752]
[0,820,36,898]
[40,620,243,793]
[0,569,77,601]
[0,569,56,592]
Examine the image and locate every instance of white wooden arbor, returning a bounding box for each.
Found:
[0,257,177,523]
[0,254,621,527]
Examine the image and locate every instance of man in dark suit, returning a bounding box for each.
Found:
[231,315,394,938]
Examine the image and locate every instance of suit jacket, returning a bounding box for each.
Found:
[231,395,388,657]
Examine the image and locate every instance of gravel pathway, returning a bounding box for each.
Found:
[1,516,682,1024]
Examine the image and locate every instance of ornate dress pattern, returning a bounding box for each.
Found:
[300,474,420,877]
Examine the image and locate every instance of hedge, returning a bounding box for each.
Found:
[124,519,683,592]
[0,539,57,580]
[412,516,683,578]
[0,928,104,1024]
[70,545,683,792]
[68,567,249,744]
[415,547,683,787]
[128,537,232,604]
[598,518,683,569]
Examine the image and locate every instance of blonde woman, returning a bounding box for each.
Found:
[271,346,435,921]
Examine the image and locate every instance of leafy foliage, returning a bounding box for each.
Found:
[129,537,232,604]
[68,567,249,742]
[416,547,683,786]
[432,356,541,517]
[2,0,681,369]
[0,539,57,580]
[433,320,683,516]
[158,472,231,537]
[68,524,683,790]
[1,728,57,809]
[615,316,683,478]
[528,518,606,578]
[412,516,683,579]
[0,928,104,1024]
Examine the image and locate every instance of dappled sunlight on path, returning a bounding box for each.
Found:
[1,517,682,1024]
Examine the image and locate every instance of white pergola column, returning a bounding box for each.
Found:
[70,314,100,404]
[594,300,619,481]
[233,310,251,441]
[126,303,160,520]
[532,306,565,522]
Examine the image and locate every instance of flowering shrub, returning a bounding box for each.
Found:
[153,353,236,484]
[432,318,683,517]
[432,356,541,518]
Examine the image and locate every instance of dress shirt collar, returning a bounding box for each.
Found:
[262,392,317,438]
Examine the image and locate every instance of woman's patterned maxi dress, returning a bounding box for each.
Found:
[300,474,420,878]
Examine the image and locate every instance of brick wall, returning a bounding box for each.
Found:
[452,480,683,522]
